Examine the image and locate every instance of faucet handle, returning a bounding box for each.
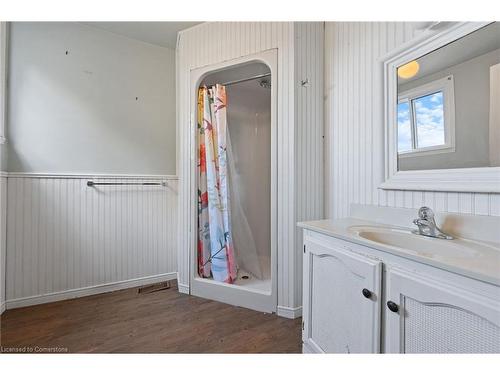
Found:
[418,206,434,221]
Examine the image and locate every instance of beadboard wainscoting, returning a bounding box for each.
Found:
[324,22,500,219]
[293,22,325,316]
[176,22,324,317]
[5,174,178,309]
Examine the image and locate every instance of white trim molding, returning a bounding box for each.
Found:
[381,22,500,193]
[177,282,190,294]
[277,305,302,319]
[380,167,500,193]
[5,272,177,310]
[5,172,178,180]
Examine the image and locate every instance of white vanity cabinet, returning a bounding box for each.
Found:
[302,229,500,354]
[302,235,382,353]
[385,267,500,353]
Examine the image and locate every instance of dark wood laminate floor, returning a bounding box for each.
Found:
[0,281,302,353]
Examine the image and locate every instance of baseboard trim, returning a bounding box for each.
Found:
[0,300,5,315]
[277,305,302,319]
[5,272,177,310]
[177,282,190,294]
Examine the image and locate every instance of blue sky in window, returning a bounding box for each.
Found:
[397,101,412,152]
[397,91,444,152]
[414,92,444,148]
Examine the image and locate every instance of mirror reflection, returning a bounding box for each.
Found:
[397,22,500,171]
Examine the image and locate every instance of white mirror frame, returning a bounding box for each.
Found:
[380,22,500,193]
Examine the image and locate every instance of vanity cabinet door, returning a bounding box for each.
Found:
[302,237,382,353]
[385,267,500,353]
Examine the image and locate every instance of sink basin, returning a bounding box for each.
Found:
[347,225,498,260]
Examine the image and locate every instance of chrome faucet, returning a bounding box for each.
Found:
[412,207,453,240]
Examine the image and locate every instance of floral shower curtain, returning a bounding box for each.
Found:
[197,85,237,283]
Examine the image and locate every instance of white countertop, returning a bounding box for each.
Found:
[298,217,500,287]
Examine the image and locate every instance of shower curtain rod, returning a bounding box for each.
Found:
[219,72,271,86]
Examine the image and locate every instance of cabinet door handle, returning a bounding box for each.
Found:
[362,288,372,299]
[387,301,399,313]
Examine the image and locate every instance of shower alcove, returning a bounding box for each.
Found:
[189,50,277,313]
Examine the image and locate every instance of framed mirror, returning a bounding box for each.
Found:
[381,22,500,192]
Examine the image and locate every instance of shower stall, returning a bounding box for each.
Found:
[189,50,277,313]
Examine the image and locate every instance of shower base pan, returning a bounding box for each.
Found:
[197,268,271,294]
[191,265,274,313]
[234,269,271,293]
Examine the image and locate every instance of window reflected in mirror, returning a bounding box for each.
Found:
[397,22,500,171]
[413,92,445,148]
[398,91,446,152]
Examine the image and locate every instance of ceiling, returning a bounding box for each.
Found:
[84,22,202,49]
[399,22,500,84]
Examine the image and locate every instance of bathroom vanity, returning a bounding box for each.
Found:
[299,21,500,354]
[299,206,500,354]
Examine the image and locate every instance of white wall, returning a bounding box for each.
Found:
[7,22,176,175]
[176,22,324,316]
[324,22,500,219]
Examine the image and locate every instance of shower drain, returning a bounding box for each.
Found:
[241,275,250,280]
